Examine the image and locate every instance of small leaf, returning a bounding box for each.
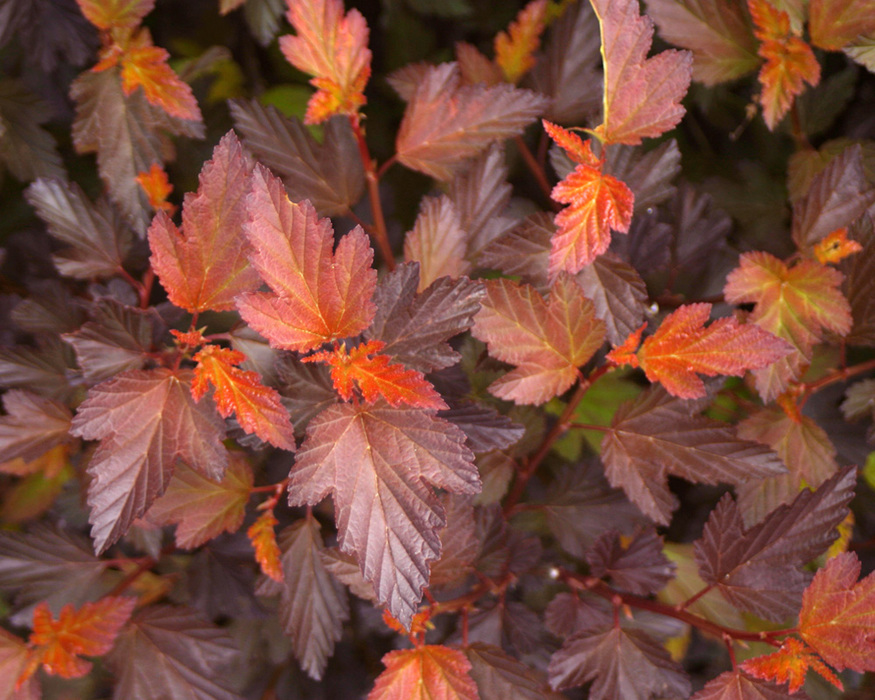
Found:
[369,645,479,700]
[692,669,812,700]
[135,162,175,213]
[465,642,560,700]
[236,165,376,353]
[247,510,283,583]
[403,195,470,291]
[585,528,675,595]
[77,0,155,30]
[494,0,548,84]
[192,344,296,451]
[472,275,606,405]
[741,637,842,694]
[120,44,202,122]
[814,228,863,265]
[0,391,72,464]
[591,0,693,145]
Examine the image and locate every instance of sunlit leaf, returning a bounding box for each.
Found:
[369,645,479,700]
[120,44,202,122]
[494,0,547,84]
[247,510,283,583]
[741,637,842,694]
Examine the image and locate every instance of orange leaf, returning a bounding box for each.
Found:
[192,344,296,451]
[368,645,478,700]
[542,120,600,167]
[814,227,863,265]
[591,0,692,145]
[606,323,645,368]
[120,44,202,122]
[747,0,789,42]
[279,0,371,124]
[798,551,875,672]
[495,0,548,84]
[304,340,447,410]
[248,510,283,583]
[741,637,842,694]
[636,303,792,399]
[136,162,175,214]
[21,597,136,684]
[77,0,154,31]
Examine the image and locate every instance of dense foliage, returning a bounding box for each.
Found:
[1,0,874,698]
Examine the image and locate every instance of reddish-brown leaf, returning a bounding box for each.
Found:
[756,36,820,131]
[591,0,693,145]
[288,401,479,626]
[692,669,812,700]
[148,131,259,313]
[303,340,446,410]
[545,122,635,273]
[146,453,253,549]
[742,637,842,694]
[798,551,875,672]
[369,645,479,700]
[808,0,875,52]
[634,303,792,399]
[494,0,548,84]
[236,164,376,353]
[0,390,72,464]
[247,510,283,583]
[403,195,470,292]
[24,596,135,683]
[77,0,154,31]
[119,44,202,122]
[279,0,371,124]
[192,344,296,451]
[471,275,606,405]
[0,628,37,700]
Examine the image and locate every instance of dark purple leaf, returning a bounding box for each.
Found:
[464,643,561,700]
[438,401,524,453]
[576,252,648,345]
[841,215,875,347]
[0,0,94,72]
[0,389,72,463]
[585,528,675,595]
[0,79,64,181]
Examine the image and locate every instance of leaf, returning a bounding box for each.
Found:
[591,0,693,145]
[741,637,842,694]
[148,131,260,313]
[70,368,229,553]
[365,263,485,374]
[279,0,371,124]
[0,391,72,463]
[136,163,174,213]
[25,178,133,279]
[464,643,560,700]
[256,518,348,680]
[228,101,365,216]
[813,228,863,265]
[548,625,691,698]
[24,597,136,682]
[288,401,479,626]
[77,0,155,30]
[0,80,64,182]
[119,44,202,122]
[0,338,75,401]
[576,253,648,346]
[236,164,376,353]
[146,454,253,549]
[494,0,547,84]
[646,0,759,85]
[471,275,606,405]
[604,138,682,213]
[601,386,786,525]
[395,62,549,180]
[437,402,525,453]
[693,467,855,621]
[0,0,95,73]
[723,252,853,400]
[586,528,674,595]
[480,212,553,287]
[106,604,243,700]
[841,218,875,347]
[0,627,36,700]
[543,121,635,273]
[403,195,470,291]
[275,355,339,435]
[247,510,283,582]
[304,340,446,410]
[632,303,792,399]
[808,0,875,52]
[692,669,812,700]
[428,494,478,588]
[192,344,296,450]
[63,299,162,383]
[798,551,875,671]
[369,645,478,700]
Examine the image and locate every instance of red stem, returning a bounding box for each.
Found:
[515,135,557,207]
[350,116,395,270]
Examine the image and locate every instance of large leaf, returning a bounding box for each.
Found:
[591,0,693,145]
[396,62,548,180]
[148,131,260,313]
[601,386,786,524]
[694,467,855,621]
[472,275,606,405]
[0,80,64,182]
[256,518,348,680]
[106,604,243,700]
[369,645,478,700]
[236,164,376,353]
[464,643,560,700]
[229,100,364,216]
[70,368,228,553]
[0,390,72,463]
[288,401,480,626]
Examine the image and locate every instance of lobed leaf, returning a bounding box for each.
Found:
[119,44,202,122]
[808,0,875,52]
[403,195,470,292]
[0,80,65,182]
[464,642,560,700]
[0,627,36,700]
[494,0,547,84]
[0,390,72,464]
[247,510,283,583]
[369,645,478,700]
[741,637,842,694]
[692,669,812,699]
[0,0,95,73]
[76,0,155,31]
[585,528,675,596]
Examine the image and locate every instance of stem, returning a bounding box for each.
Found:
[789,103,812,151]
[106,556,157,597]
[567,422,609,432]
[798,357,875,405]
[250,477,290,495]
[677,582,717,611]
[119,268,149,308]
[515,135,557,207]
[350,116,395,270]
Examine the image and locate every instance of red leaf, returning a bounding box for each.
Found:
[403,195,470,292]
[798,551,875,672]
[472,275,606,405]
[192,344,296,451]
[742,637,842,694]
[304,340,447,410]
[77,0,154,31]
[120,44,202,122]
[814,227,862,265]
[236,164,376,353]
[148,131,260,313]
[591,0,692,145]
[494,0,548,84]
[70,368,229,553]
[135,162,174,214]
[808,0,875,52]
[247,510,283,583]
[369,645,478,700]
[545,123,635,274]
[635,303,792,399]
[24,597,135,682]
[0,628,37,700]
[279,0,371,124]
[288,401,479,626]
